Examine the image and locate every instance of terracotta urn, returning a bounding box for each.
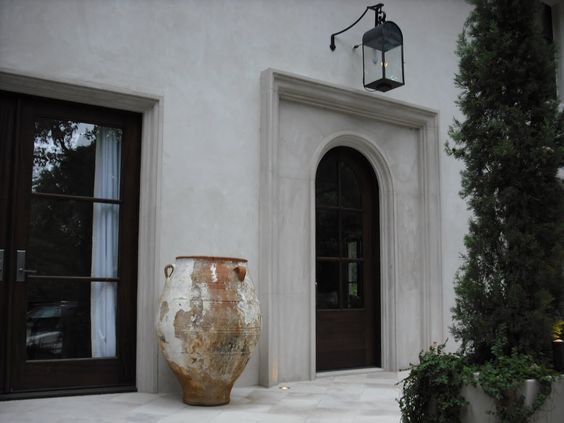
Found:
[156,256,261,406]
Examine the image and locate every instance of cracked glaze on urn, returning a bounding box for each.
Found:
[156,256,261,406]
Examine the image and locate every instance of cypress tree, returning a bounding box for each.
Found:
[448,0,564,364]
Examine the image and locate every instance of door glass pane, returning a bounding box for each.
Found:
[91,203,120,278]
[28,198,93,276]
[27,198,119,277]
[32,119,122,200]
[316,210,339,257]
[316,261,339,309]
[340,162,361,208]
[342,211,363,259]
[343,262,363,309]
[316,154,338,206]
[26,279,117,360]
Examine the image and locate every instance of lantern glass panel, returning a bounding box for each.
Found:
[363,46,384,85]
[385,45,403,84]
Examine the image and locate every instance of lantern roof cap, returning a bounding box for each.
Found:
[362,21,403,51]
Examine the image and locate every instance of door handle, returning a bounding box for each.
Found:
[16,250,37,282]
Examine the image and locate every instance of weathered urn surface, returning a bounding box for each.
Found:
[156,256,261,406]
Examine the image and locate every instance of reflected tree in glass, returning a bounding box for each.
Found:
[29,120,98,276]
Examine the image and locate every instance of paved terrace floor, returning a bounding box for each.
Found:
[0,371,403,423]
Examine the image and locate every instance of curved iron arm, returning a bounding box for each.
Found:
[330,3,385,51]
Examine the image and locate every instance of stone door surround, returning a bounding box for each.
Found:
[258,69,443,386]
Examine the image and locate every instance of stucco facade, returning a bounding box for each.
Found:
[1,0,562,395]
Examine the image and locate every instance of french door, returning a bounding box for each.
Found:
[315,147,380,371]
[0,91,141,397]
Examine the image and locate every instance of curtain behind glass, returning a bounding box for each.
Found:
[90,127,121,357]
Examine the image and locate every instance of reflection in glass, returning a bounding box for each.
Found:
[340,162,361,208]
[316,261,339,309]
[315,154,338,206]
[316,210,339,257]
[28,121,122,359]
[27,199,120,277]
[344,262,363,308]
[386,46,403,83]
[28,198,93,276]
[365,48,384,84]
[342,211,363,258]
[25,279,108,360]
[32,120,122,199]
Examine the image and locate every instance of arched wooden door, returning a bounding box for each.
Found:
[315,146,380,371]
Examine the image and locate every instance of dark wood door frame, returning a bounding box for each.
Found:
[0,91,141,398]
[0,92,18,393]
[315,146,381,371]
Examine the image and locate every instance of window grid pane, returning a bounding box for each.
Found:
[316,151,367,310]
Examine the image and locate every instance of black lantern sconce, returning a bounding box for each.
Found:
[330,4,404,92]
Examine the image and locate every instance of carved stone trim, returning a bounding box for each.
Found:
[259,69,442,387]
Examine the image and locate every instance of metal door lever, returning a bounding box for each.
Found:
[16,250,37,282]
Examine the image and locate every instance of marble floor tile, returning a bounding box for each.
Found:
[353,416,401,423]
[131,396,186,416]
[0,371,403,423]
[305,417,354,423]
[110,392,165,405]
[155,406,223,423]
[359,387,399,402]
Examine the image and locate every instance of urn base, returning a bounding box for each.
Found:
[182,385,232,406]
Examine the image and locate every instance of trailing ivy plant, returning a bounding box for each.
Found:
[477,351,556,423]
[398,340,556,423]
[398,343,471,423]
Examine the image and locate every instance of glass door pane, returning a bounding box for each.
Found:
[26,279,93,360]
[26,120,122,360]
[32,120,121,199]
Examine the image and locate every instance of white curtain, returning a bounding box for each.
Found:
[90,127,121,357]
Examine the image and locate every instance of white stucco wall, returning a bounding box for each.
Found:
[0,0,475,391]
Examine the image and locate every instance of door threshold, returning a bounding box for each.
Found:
[316,367,385,378]
[0,385,137,401]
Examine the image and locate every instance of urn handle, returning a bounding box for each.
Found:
[164,264,175,279]
[234,265,246,282]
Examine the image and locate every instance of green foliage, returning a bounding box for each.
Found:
[400,1,564,421]
[553,320,564,340]
[477,351,556,423]
[399,341,556,423]
[448,0,564,364]
[398,343,471,423]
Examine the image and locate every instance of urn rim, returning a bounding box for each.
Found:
[175,255,248,263]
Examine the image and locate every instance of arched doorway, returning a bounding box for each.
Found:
[315,146,380,371]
